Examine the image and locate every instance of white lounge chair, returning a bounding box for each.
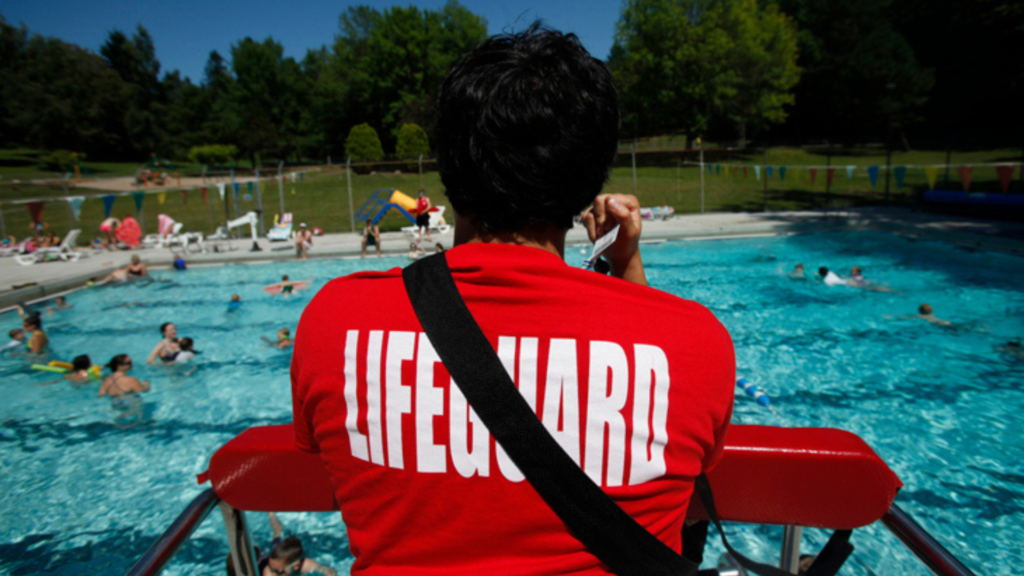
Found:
[15,229,83,265]
[402,205,452,237]
[267,213,293,241]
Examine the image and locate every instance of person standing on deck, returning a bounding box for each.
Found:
[414,189,432,244]
[290,25,735,575]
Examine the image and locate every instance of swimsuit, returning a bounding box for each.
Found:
[128,267,144,276]
[283,285,294,294]
[366,231,377,246]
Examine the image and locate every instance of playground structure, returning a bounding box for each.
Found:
[135,154,181,187]
[355,188,450,237]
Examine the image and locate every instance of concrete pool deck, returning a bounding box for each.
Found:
[3,206,1024,310]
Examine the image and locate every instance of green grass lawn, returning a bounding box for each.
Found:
[1,147,1020,245]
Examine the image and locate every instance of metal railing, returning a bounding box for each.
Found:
[126,496,978,576]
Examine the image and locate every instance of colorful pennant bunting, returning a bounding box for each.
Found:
[233,182,240,197]
[67,196,85,221]
[217,183,226,201]
[766,166,774,180]
[867,166,879,188]
[779,166,787,182]
[924,167,939,190]
[894,166,907,189]
[27,201,45,225]
[846,166,855,179]
[957,166,973,192]
[158,192,167,205]
[996,165,1015,192]
[754,166,761,180]
[809,168,818,185]
[826,167,836,186]
[200,187,209,204]
[102,194,116,218]
[743,166,748,178]
[131,191,145,212]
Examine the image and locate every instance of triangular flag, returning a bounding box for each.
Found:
[233,182,240,197]
[131,191,145,212]
[291,187,296,195]
[27,201,46,225]
[217,183,226,201]
[779,166,787,182]
[715,164,721,175]
[102,194,116,218]
[299,172,304,181]
[957,166,973,191]
[996,165,1015,193]
[181,189,188,204]
[158,192,167,205]
[67,196,85,220]
[733,166,739,177]
[290,172,297,183]
[743,166,748,178]
[791,167,802,182]
[200,187,209,204]
[754,166,761,180]
[924,167,939,190]
[894,166,907,189]
[766,166,774,179]
[809,168,818,184]
[846,166,855,179]
[826,167,836,186]
[867,166,879,188]
[247,181,254,193]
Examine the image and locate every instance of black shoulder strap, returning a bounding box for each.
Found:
[403,253,693,576]
[402,253,852,576]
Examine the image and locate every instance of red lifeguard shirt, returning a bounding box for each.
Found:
[292,243,735,575]
[416,196,429,216]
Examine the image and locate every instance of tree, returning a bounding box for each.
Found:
[188,144,238,166]
[775,0,933,143]
[395,123,430,159]
[329,1,487,150]
[345,123,384,162]
[610,0,800,144]
[101,25,166,156]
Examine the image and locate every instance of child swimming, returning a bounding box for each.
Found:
[261,328,294,350]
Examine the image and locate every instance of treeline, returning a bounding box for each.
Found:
[1,0,1020,166]
[0,2,485,165]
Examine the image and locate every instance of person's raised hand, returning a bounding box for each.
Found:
[581,194,646,286]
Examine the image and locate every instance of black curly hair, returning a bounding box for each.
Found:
[435,23,620,233]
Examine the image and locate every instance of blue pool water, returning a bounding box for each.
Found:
[1,231,1021,575]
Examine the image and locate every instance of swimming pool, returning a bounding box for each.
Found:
[1,230,1020,575]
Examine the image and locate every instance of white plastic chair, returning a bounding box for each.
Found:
[15,229,83,265]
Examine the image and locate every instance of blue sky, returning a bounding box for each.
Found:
[0,0,623,83]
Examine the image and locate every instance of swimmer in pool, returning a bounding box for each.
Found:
[99,354,150,397]
[175,338,198,362]
[146,322,181,364]
[817,266,847,286]
[847,266,899,293]
[911,303,952,326]
[228,293,244,311]
[265,275,297,296]
[788,264,806,279]
[22,315,48,355]
[408,242,426,260]
[47,295,71,316]
[64,355,95,384]
[262,328,294,349]
[126,254,148,277]
[3,328,26,353]
[996,338,1024,360]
